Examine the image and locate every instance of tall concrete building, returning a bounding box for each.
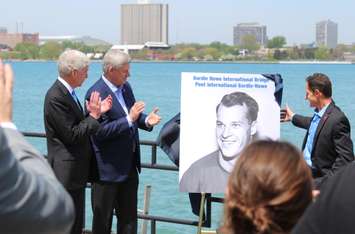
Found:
[316,20,338,49]
[121,1,168,45]
[233,23,267,47]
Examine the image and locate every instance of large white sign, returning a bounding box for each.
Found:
[179,72,280,193]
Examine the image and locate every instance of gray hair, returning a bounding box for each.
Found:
[103,49,131,73]
[58,49,89,77]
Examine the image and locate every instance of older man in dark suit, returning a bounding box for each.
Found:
[44,50,112,234]
[283,73,354,188]
[86,49,161,234]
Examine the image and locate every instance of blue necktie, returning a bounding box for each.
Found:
[115,88,129,115]
[71,90,82,111]
[115,89,136,152]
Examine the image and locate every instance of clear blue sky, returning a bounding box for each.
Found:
[1,0,354,45]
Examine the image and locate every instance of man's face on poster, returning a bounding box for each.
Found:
[216,104,256,160]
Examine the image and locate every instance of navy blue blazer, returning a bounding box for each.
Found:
[85,77,152,182]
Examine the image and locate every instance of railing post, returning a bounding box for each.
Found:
[196,193,206,234]
[83,188,86,232]
[151,220,156,234]
[140,185,151,234]
[152,144,157,165]
[206,195,212,227]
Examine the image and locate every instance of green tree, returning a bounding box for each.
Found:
[288,46,301,60]
[177,47,197,60]
[209,41,234,54]
[220,54,236,61]
[314,46,330,60]
[39,42,63,60]
[331,44,346,60]
[273,49,288,60]
[203,47,221,60]
[240,35,260,52]
[203,54,214,61]
[61,40,94,53]
[14,42,40,59]
[304,48,316,60]
[267,36,287,48]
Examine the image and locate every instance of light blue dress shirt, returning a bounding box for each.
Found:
[102,75,132,127]
[303,104,329,166]
[101,75,150,128]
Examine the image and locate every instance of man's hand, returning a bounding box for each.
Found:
[86,91,101,119]
[312,190,320,199]
[101,95,112,114]
[129,101,145,122]
[0,59,14,123]
[147,107,161,127]
[280,105,294,122]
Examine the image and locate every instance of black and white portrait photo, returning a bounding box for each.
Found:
[179,72,281,193]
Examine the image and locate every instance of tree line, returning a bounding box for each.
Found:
[0,41,110,60]
[1,36,355,61]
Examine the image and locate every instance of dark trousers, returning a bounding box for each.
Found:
[92,168,139,234]
[68,188,85,234]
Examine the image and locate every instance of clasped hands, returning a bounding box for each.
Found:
[129,101,161,126]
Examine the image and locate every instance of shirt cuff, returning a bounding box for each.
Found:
[0,122,17,130]
[126,116,133,127]
[145,117,151,128]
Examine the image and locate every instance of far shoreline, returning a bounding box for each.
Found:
[3,59,354,65]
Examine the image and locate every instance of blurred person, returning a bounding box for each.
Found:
[282,73,354,188]
[86,49,161,234]
[44,50,112,234]
[180,91,258,193]
[0,59,74,233]
[292,161,355,234]
[220,140,313,234]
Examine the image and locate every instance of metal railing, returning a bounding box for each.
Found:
[22,131,224,234]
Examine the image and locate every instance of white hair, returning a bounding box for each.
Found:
[58,49,89,77]
[103,49,131,73]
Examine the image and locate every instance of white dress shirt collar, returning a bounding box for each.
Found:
[57,76,74,94]
[102,75,122,93]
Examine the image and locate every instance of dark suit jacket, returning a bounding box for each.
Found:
[85,77,152,182]
[292,102,354,187]
[44,80,100,190]
[292,161,355,234]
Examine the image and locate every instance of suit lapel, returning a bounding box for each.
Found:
[122,84,133,109]
[55,80,84,119]
[311,103,334,153]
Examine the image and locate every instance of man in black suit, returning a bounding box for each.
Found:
[86,49,161,234]
[283,73,354,188]
[44,49,112,234]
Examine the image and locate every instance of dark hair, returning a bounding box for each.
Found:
[306,73,332,98]
[216,92,259,122]
[220,140,313,234]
